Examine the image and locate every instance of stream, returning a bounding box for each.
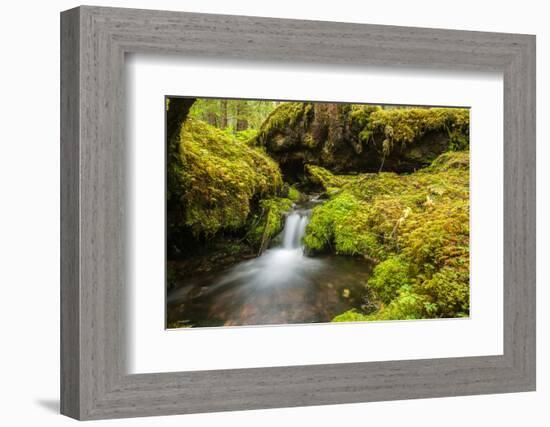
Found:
[167,197,373,328]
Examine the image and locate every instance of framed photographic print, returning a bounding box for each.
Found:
[164,97,471,329]
[61,5,536,420]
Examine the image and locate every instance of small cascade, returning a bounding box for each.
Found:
[167,194,374,327]
[282,209,310,249]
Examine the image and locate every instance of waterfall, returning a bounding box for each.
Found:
[282,210,310,249]
[167,194,375,328]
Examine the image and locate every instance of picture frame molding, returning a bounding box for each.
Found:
[60,5,536,420]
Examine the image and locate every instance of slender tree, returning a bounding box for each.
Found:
[236,100,249,131]
[220,99,228,128]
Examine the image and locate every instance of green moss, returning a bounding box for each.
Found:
[307,151,470,320]
[358,129,372,144]
[256,102,313,144]
[247,197,293,248]
[349,104,382,128]
[368,257,411,304]
[363,285,429,321]
[287,186,301,202]
[428,150,470,171]
[305,164,347,193]
[234,128,258,144]
[418,267,470,318]
[171,118,283,237]
[256,103,469,178]
[333,285,430,322]
[332,309,371,323]
[304,192,385,258]
[349,105,469,153]
[399,198,469,278]
[302,133,317,148]
[366,107,470,151]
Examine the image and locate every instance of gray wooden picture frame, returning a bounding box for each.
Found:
[60,5,536,421]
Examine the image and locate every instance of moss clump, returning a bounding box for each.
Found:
[367,256,411,304]
[305,164,348,193]
[363,107,470,152]
[428,150,470,171]
[287,186,301,202]
[304,151,470,320]
[419,267,470,318]
[256,103,469,177]
[303,192,384,259]
[333,285,430,322]
[366,285,432,320]
[170,118,283,237]
[349,104,382,128]
[332,309,372,323]
[247,197,294,251]
[233,128,258,144]
[256,102,313,143]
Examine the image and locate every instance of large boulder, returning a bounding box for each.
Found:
[255,102,469,179]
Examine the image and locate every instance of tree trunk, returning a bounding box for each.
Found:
[220,99,228,128]
[236,118,248,131]
[167,97,196,144]
[236,101,249,131]
[206,111,217,126]
[166,97,196,237]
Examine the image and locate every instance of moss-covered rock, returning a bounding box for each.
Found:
[303,151,470,320]
[367,256,411,305]
[303,192,384,259]
[365,107,470,152]
[287,186,302,202]
[168,117,283,239]
[255,102,469,179]
[246,197,294,253]
[333,285,429,322]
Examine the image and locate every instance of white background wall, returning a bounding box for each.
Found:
[0,0,546,425]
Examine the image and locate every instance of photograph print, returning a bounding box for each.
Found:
[166,97,470,328]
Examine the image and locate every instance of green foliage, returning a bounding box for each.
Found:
[287,186,301,202]
[428,150,470,171]
[348,105,470,155]
[418,267,470,318]
[363,285,428,321]
[399,198,469,279]
[234,128,258,143]
[349,104,382,128]
[256,102,313,143]
[168,99,471,323]
[332,309,371,323]
[333,285,430,322]
[303,193,384,258]
[188,98,222,125]
[188,99,279,134]
[305,164,347,193]
[171,118,283,236]
[366,107,470,151]
[247,197,294,247]
[255,103,469,178]
[368,257,411,304]
[305,151,470,320]
[302,133,317,148]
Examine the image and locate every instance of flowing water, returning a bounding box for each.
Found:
[167,197,373,328]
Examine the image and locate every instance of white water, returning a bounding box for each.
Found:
[209,206,316,291]
[167,198,374,326]
[282,210,310,249]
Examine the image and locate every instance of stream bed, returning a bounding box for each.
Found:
[167,198,373,328]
